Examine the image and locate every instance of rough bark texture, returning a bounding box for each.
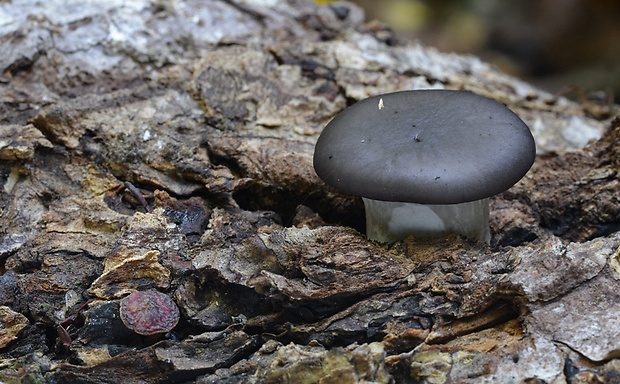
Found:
[1,1,619,383]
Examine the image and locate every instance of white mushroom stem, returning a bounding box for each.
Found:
[362,198,490,244]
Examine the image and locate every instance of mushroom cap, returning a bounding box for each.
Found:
[120,290,180,336]
[313,90,535,204]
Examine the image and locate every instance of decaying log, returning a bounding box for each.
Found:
[0,1,619,383]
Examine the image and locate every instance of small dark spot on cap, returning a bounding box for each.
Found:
[330,4,350,20]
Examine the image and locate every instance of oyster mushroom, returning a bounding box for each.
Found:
[313,90,536,243]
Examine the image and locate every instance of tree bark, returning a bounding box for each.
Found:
[0,1,618,383]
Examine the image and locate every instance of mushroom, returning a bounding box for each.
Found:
[313,90,535,243]
[120,290,180,335]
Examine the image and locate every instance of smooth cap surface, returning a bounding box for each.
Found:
[313,90,536,204]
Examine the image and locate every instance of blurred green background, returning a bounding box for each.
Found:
[326,0,620,103]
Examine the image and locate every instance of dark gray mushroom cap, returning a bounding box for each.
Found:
[313,90,536,204]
